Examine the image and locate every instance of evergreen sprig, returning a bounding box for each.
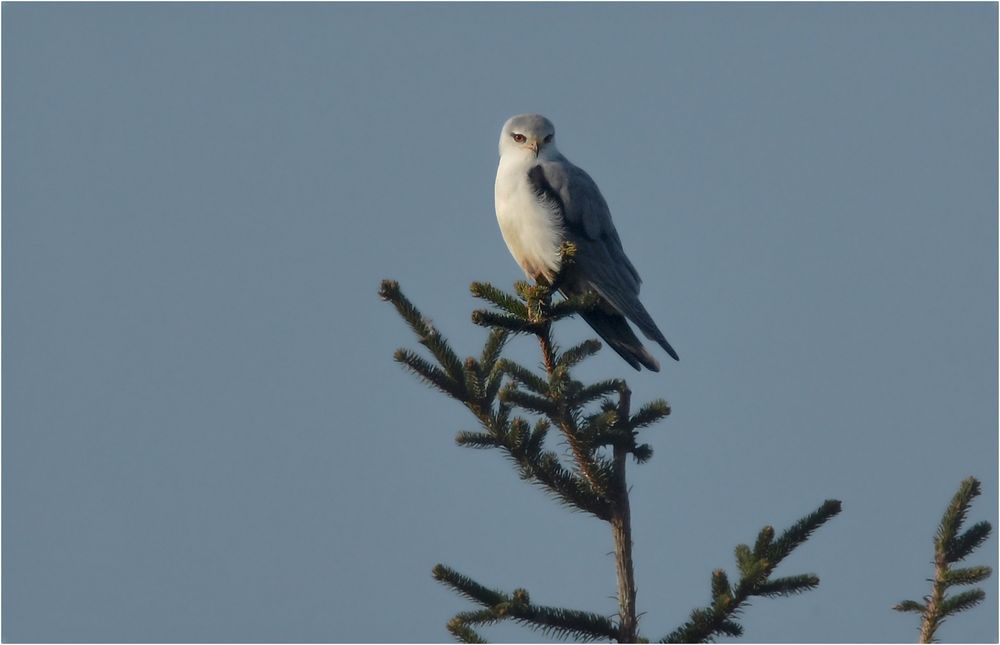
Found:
[893,476,993,643]
[662,500,842,643]
[382,277,840,643]
[434,564,618,643]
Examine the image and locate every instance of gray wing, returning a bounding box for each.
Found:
[528,160,679,362]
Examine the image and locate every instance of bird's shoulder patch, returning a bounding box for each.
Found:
[526,165,565,212]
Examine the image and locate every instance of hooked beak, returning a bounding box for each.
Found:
[528,141,539,155]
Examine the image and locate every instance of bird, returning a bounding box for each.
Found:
[493,113,678,371]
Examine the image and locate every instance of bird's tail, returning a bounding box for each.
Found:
[578,308,661,372]
[620,299,680,362]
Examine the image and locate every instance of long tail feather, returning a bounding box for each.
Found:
[578,308,660,372]
[634,312,680,362]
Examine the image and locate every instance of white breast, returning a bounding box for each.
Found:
[494,155,564,282]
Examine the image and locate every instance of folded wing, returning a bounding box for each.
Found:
[527,161,679,366]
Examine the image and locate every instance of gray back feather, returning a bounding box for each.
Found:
[537,157,641,290]
[528,158,676,357]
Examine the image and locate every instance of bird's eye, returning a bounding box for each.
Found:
[512,133,526,143]
[544,134,553,143]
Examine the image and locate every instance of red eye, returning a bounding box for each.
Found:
[512,133,526,143]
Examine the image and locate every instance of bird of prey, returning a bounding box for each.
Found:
[494,113,678,371]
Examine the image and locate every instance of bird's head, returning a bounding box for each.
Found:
[499,114,557,160]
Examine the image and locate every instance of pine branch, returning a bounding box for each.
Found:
[455,431,502,450]
[479,329,510,375]
[457,394,613,521]
[433,564,508,607]
[472,309,542,335]
[383,278,836,643]
[452,608,503,629]
[631,443,654,464]
[549,291,602,320]
[629,400,672,430]
[937,478,980,550]
[528,451,612,520]
[524,419,551,458]
[557,339,603,370]
[380,280,465,382]
[500,383,557,416]
[433,565,617,643]
[497,359,550,395]
[894,476,993,643]
[938,589,986,616]
[754,574,821,598]
[384,277,669,641]
[942,565,992,588]
[382,278,638,641]
[767,499,843,562]
[506,602,618,642]
[662,500,842,643]
[578,409,622,448]
[567,379,625,407]
[446,618,488,644]
[470,281,529,317]
[894,600,927,614]
[394,348,465,400]
[479,426,611,520]
[483,362,506,407]
[464,357,484,404]
[946,521,992,564]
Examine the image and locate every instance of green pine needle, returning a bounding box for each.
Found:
[716,620,744,637]
[663,500,841,643]
[895,476,992,643]
[710,570,731,602]
[947,520,992,564]
[753,526,775,558]
[453,608,503,627]
[380,279,466,382]
[446,618,488,644]
[508,418,530,453]
[455,431,502,450]
[394,348,465,400]
[629,400,672,429]
[500,385,556,416]
[524,419,551,458]
[479,329,511,373]
[532,453,612,520]
[557,339,603,369]
[939,589,986,616]
[770,500,843,562]
[432,565,506,607]
[464,357,484,403]
[497,359,550,395]
[437,565,616,643]
[483,364,506,406]
[579,408,619,438]
[506,604,617,642]
[632,444,654,463]
[893,600,927,613]
[379,280,429,337]
[942,565,993,588]
[568,379,625,407]
[471,309,540,334]
[470,281,528,317]
[754,574,820,597]
[549,291,601,319]
[734,544,755,578]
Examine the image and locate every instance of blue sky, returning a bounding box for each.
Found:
[3,3,997,642]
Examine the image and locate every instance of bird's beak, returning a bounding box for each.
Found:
[528,141,539,155]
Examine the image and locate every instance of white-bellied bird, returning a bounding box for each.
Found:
[494,113,678,371]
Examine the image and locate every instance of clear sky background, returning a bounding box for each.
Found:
[3,3,997,643]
